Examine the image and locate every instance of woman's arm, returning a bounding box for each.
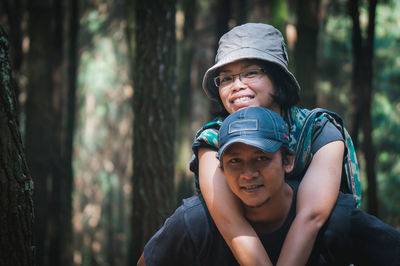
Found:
[276,140,344,266]
[198,148,272,266]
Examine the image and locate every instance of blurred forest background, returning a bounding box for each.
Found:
[0,0,399,265]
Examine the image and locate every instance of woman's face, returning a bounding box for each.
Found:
[218,60,281,115]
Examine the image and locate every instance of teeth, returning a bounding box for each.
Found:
[233,96,251,103]
[243,184,261,190]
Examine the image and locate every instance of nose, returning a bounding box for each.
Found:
[239,163,258,180]
[231,74,246,91]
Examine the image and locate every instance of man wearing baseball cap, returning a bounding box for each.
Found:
[138,107,400,266]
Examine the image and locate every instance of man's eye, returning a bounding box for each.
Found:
[257,156,270,161]
[228,158,241,163]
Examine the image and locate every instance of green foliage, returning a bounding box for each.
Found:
[317,0,400,225]
[372,0,400,225]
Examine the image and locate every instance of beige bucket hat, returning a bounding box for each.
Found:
[202,23,300,102]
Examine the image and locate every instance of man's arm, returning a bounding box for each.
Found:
[137,253,146,266]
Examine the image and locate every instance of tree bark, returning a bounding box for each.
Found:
[363,0,378,216]
[1,0,24,116]
[294,0,320,108]
[348,0,363,147]
[26,0,74,264]
[0,24,35,266]
[25,1,53,265]
[177,0,196,128]
[210,0,232,116]
[127,0,177,264]
[63,0,79,264]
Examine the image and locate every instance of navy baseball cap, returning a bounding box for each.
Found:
[218,107,289,160]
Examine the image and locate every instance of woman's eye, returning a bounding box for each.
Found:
[221,76,233,82]
[243,70,259,77]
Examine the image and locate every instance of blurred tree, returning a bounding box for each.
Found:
[0,24,34,266]
[214,0,232,52]
[25,0,76,265]
[25,1,53,264]
[63,0,79,264]
[174,0,198,205]
[209,0,232,116]
[177,0,196,128]
[126,0,177,264]
[349,0,378,216]
[294,0,320,108]
[0,0,24,113]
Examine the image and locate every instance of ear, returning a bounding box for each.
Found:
[218,160,224,172]
[283,154,294,174]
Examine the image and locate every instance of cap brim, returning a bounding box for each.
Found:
[218,137,283,161]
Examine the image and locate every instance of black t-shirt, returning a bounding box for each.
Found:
[144,182,299,266]
[143,183,400,266]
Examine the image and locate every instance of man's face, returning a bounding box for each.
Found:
[221,143,292,208]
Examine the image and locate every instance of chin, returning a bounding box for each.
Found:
[243,197,270,208]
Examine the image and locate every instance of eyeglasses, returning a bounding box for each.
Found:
[213,68,265,88]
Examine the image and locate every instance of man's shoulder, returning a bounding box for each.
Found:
[181,194,208,217]
[144,195,215,265]
[181,195,215,236]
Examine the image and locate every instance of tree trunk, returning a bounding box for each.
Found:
[25,1,53,265]
[63,0,79,264]
[210,0,232,116]
[175,0,198,204]
[294,0,320,108]
[127,0,177,264]
[1,0,24,116]
[0,24,35,266]
[177,0,196,128]
[349,0,378,215]
[47,0,67,265]
[26,0,74,265]
[363,0,378,216]
[348,0,363,147]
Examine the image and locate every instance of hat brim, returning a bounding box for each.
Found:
[202,48,300,102]
[218,137,283,161]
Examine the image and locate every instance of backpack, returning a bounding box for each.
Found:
[287,107,362,206]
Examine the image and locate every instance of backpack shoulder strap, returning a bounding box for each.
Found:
[289,107,362,206]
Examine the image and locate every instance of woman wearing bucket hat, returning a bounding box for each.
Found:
[190,23,350,265]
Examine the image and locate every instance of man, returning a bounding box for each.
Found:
[138,107,400,266]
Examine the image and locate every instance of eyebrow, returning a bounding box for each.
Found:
[219,63,259,73]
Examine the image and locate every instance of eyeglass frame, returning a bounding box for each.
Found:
[213,68,266,88]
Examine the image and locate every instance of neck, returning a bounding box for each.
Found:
[244,182,293,233]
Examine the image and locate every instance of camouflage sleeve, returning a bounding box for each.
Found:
[189,118,223,191]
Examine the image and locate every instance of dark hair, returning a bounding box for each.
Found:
[211,59,300,117]
[280,144,295,164]
[258,60,300,111]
